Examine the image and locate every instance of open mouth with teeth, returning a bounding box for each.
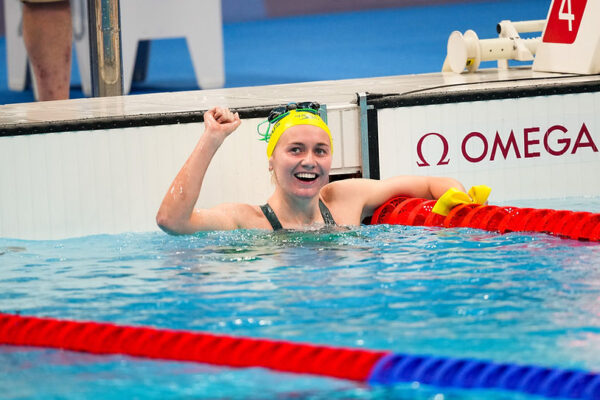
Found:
[294,172,319,182]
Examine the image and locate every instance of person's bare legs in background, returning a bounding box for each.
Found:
[21,0,71,101]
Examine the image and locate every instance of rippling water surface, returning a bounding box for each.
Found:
[2,198,600,399]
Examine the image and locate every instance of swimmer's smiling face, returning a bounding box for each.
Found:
[269,124,332,199]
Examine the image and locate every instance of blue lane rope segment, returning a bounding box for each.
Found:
[368,353,600,399]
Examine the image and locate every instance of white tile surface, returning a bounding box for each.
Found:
[2,68,596,129]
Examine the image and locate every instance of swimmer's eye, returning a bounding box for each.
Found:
[289,147,303,154]
[315,148,329,156]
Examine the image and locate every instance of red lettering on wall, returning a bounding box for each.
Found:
[416,132,450,167]
[414,121,595,166]
[544,125,570,156]
[571,123,598,154]
[523,127,541,158]
[462,132,488,163]
[490,130,521,161]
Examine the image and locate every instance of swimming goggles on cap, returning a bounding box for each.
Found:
[257,102,321,142]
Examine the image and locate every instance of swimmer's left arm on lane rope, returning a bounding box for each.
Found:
[360,176,466,216]
[156,107,241,234]
[326,176,466,222]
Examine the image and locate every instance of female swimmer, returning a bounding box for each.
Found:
[156,103,466,233]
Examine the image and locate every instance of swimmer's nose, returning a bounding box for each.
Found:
[301,151,316,167]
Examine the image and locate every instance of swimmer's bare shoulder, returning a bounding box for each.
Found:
[320,179,373,226]
[190,203,272,231]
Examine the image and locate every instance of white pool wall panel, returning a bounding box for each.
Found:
[0,107,361,239]
[327,105,362,172]
[0,121,271,239]
[377,92,600,202]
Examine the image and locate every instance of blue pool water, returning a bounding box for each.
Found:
[2,198,600,399]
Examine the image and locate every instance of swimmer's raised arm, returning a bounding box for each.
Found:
[156,107,242,234]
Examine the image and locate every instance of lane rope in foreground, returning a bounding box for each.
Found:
[1,313,599,399]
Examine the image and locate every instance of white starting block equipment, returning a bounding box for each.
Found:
[443,20,544,74]
[4,0,30,92]
[443,0,600,75]
[119,0,225,94]
[533,0,600,74]
[3,0,225,96]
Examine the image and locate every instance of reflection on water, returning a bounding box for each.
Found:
[0,246,26,256]
[1,217,600,399]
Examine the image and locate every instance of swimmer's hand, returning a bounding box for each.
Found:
[203,107,241,142]
[432,185,491,216]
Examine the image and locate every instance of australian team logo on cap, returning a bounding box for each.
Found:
[265,110,332,158]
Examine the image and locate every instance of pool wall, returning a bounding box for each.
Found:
[1,70,599,240]
[0,102,361,239]
[376,91,600,200]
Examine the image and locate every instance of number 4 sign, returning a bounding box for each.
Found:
[533,0,600,74]
[543,0,587,43]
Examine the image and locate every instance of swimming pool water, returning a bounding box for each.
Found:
[2,198,600,399]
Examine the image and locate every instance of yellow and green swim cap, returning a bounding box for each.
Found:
[263,110,332,158]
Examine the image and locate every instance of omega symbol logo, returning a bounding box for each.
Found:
[416,132,450,167]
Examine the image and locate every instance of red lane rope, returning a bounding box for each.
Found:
[4,313,599,399]
[371,197,600,241]
[0,313,388,382]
